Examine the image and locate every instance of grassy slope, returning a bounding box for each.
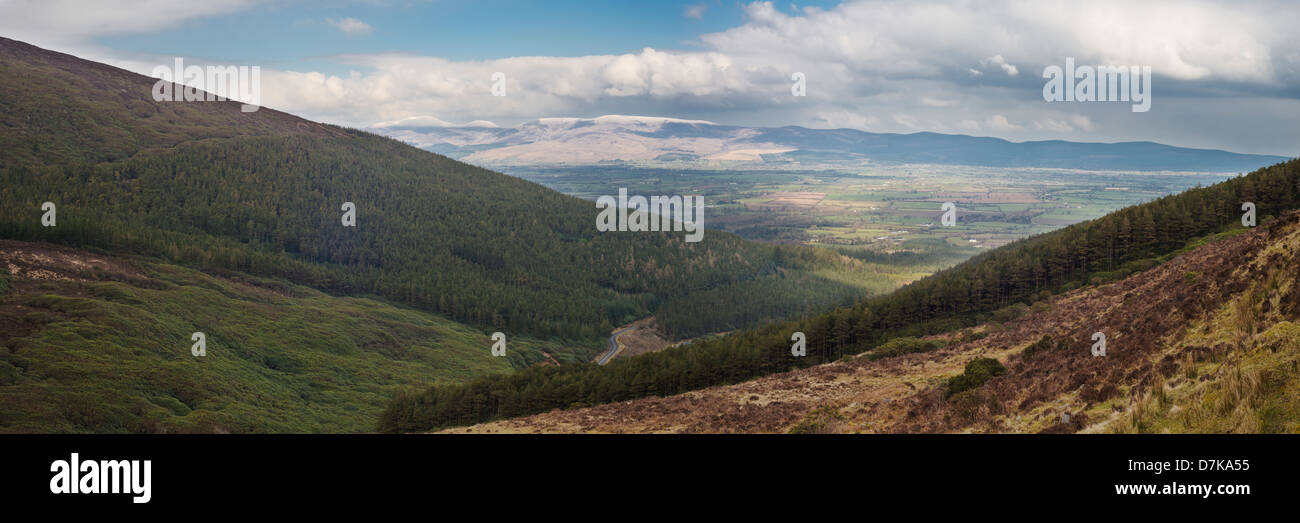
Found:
[0,241,581,433]
[1102,234,1300,433]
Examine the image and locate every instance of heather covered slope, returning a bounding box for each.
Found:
[440,212,1300,433]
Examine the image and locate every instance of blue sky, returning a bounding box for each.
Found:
[1,0,1297,156]
[97,1,834,67]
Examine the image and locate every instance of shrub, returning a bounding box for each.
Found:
[866,337,942,361]
[949,389,1001,423]
[946,357,1007,397]
[1022,335,1053,359]
[990,303,1028,323]
[787,406,847,434]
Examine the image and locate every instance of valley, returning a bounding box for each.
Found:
[393,116,1252,299]
[442,212,1300,433]
[381,156,1300,433]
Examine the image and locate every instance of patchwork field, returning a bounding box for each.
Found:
[502,163,1232,263]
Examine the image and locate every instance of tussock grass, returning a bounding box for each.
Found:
[1108,319,1300,434]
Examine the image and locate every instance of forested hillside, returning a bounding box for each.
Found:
[0,37,875,341]
[379,157,1300,432]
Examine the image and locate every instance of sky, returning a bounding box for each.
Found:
[1,0,1297,156]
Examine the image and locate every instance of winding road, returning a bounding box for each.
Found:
[597,325,635,365]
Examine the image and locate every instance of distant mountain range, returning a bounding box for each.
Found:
[371,114,1291,172]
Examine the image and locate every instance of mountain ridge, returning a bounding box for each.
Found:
[373,114,1291,172]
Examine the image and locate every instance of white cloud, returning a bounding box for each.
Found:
[0,0,256,52]
[371,115,498,128]
[239,47,763,127]
[892,113,919,128]
[1069,114,1094,132]
[684,3,708,20]
[921,97,957,107]
[327,17,373,36]
[985,114,1022,130]
[702,0,1294,84]
[814,110,878,129]
[1033,114,1095,133]
[982,55,1019,76]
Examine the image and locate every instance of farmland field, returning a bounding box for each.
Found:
[500,162,1234,264]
